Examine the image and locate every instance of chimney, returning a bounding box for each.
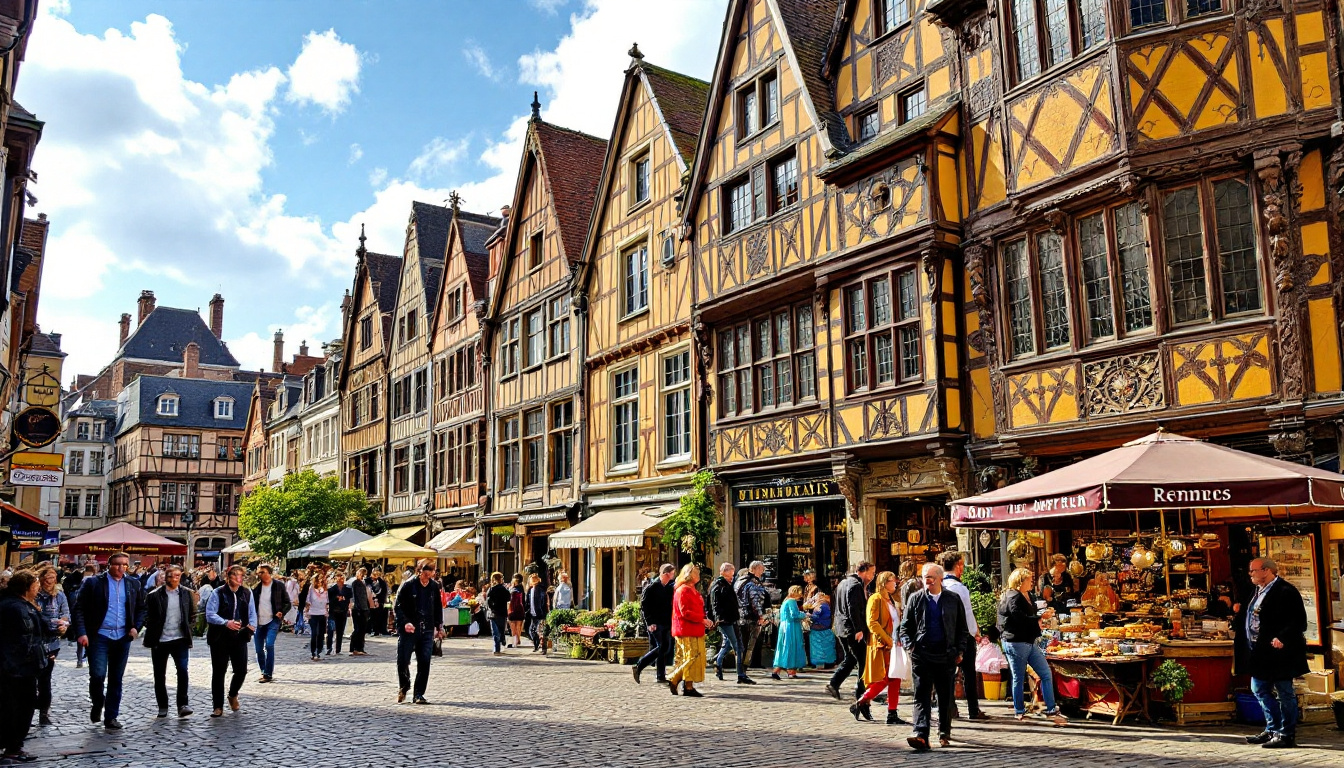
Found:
[48,332,61,350]
[118,313,131,346]
[137,290,156,325]
[299,340,309,357]
[272,330,284,373]
[183,342,201,379]
[208,293,224,339]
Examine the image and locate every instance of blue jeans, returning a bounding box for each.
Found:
[294,609,307,634]
[87,634,133,719]
[253,620,281,677]
[635,626,673,679]
[490,617,507,652]
[1251,676,1298,736]
[1003,641,1059,715]
[716,624,748,679]
[397,628,434,698]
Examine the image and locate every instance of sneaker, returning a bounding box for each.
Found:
[413,697,429,705]
[907,735,930,752]
[178,706,193,718]
[157,707,169,718]
[103,718,123,731]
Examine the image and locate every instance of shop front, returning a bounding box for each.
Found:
[861,458,965,578]
[732,476,847,594]
[549,505,673,610]
[515,508,573,587]
[426,523,479,587]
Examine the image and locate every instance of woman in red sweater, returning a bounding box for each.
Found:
[666,564,713,697]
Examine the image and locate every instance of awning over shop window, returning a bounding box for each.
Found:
[221,540,253,555]
[426,527,475,554]
[388,525,424,541]
[549,507,671,549]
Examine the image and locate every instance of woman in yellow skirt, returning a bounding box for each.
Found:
[666,564,713,697]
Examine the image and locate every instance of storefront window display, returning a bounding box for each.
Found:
[734,478,847,592]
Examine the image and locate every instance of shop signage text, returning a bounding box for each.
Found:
[1152,487,1232,503]
[735,479,839,505]
[9,467,63,487]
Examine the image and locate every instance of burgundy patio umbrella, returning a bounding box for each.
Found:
[950,431,1344,529]
[58,522,188,555]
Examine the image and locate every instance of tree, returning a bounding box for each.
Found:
[238,470,383,561]
[660,470,723,566]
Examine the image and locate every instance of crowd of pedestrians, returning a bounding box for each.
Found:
[0,544,1319,762]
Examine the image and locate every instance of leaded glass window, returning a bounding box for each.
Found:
[1078,214,1115,340]
[1213,178,1260,315]
[1036,231,1071,349]
[1003,239,1035,358]
[1114,201,1154,332]
[1163,187,1209,325]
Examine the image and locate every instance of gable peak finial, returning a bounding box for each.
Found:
[530,91,541,122]
[357,222,367,258]
[628,42,643,61]
[447,190,463,213]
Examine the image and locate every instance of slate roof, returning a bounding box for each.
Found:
[456,211,500,305]
[775,0,849,150]
[410,201,453,317]
[119,306,241,368]
[365,252,402,315]
[640,63,710,165]
[532,121,608,263]
[28,331,64,357]
[268,381,305,425]
[117,375,254,435]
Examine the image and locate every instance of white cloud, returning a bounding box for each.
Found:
[227,303,339,372]
[368,167,388,187]
[285,29,362,115]
[529,0,570,13]
[407,136,470,182]
[462,41,500,81]
[348,143,363,164]
[298,128,319,146]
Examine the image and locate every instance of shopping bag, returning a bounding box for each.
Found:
[467,621,480,636]
[888,642,912,680]
[975,636,1007,674]
[432,637,443,656]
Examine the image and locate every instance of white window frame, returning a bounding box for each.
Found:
[661,348,692,462]
[215,397,234,420]
[611,366,640,470]
[157,395,179,417]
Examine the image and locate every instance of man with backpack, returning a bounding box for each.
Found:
[735,561,769,672]
[709,562,756,685]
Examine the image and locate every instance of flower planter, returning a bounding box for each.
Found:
[612,637,648,665]
[981,672,1004,701]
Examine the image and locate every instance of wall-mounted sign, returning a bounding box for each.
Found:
[9,467,63,487]
[13,407,61,447]
[9,451,62,470]
[23,367,61,408]
[734,478,841,506]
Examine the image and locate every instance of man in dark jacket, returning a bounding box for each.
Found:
[250,564,291,683]
[349,567,372,656]
[327,576,352,655]
[143,565,196,718]
[708,562,755,685]
[898,563,969,752]
[826,560,874,700]
[1236,557,1309,749]
[394,559,444,704]
[368,569,389,636]
[73,552,146,730]
[633,564,675,684]
[734,562,769,670]
[485,572,511,654]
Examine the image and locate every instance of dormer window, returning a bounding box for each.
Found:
[157,395,179,417]
[215,397,234,420]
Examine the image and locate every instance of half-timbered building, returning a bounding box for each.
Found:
[108,375,252,563]
[240,379,277,497]
[339,235,401,516]
[485,101,607,580]
[562,50,709,608]
[427,199,499,577]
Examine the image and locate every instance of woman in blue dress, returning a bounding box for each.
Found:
[771,585,808,678]
[807,592,837,669]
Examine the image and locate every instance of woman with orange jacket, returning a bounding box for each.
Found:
[849,570,907,725]
[666,564,714,697]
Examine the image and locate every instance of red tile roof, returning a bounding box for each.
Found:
[532,121,608,263]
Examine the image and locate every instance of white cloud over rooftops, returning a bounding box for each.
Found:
[285,29,363,115]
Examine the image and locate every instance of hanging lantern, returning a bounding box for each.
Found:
[1165,538,1188,557]
[1008,533,1032,559]
[1130,543,1156,569]
[1085,541,1111,561]
[1068,557,1085,578]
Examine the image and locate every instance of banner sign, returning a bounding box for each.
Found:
[9,467,63,487]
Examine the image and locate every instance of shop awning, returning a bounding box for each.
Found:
[221,540,253,555]
[59,522,187,555]
[287,528,373,559]
[426,527,475,554]
[328,532,437,560]
[549,507,670,549]
[951,430,1344,529]
[388,525,424,541]
[0,502,47,529]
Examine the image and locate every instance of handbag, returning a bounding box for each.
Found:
[432,637,443,656]
[888,641,912,680]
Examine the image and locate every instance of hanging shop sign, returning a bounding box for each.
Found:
[734,478,842,506]
[12,406,61,448]
[9,467,63,487]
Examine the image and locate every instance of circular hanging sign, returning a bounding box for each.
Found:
[13,406,61,448]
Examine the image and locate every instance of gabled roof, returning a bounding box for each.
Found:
[365,252,402,315]
[682,0,846,223]
[409,201,453,317]
[531,121,609,264]
[581,58,708,290]
[640,62,711,165]
[241,378,279,448]
[117,375,254,435]
[28,331,65,357]
[455,210,500,305]
[268,381,305,426]
[119,306,240,368]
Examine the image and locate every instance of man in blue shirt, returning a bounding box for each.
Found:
[204,565,258,718]
[74,552,146,731]
[897,563,968,753]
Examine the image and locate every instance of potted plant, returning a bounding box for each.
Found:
[604,601,648,664]
[1150,659,1196,723]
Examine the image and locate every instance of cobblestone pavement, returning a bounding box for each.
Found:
[20,632,1344,767]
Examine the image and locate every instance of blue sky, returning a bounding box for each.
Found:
[24,0,722,381]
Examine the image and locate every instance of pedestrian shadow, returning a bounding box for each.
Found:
[431,701,552,711]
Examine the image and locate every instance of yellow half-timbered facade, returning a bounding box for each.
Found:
[485,105,607,579]
[572,52,709,608]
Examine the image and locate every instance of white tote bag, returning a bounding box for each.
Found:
[888,641,912,680]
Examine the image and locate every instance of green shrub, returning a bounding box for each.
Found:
[1151,660,1195,703]
[575,609,612,628]
[545,608,578,631]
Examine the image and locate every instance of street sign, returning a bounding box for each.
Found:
[181,510,197,526]
[9,451,62,470]
[12,406,61,447]
[9,467,63,487]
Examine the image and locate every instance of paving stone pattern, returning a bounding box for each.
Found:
[23,633,1344,767]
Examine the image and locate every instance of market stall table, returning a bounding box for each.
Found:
[1046,653,1155,725]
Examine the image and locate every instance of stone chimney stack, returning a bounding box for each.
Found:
[208,294,225,339]
[299,340,309,357]
[137,290,156,325]
[119,313,131,346]
[272,330,284,373]
[183,341,201,379]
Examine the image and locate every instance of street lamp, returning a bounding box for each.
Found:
[181,509,196,567]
